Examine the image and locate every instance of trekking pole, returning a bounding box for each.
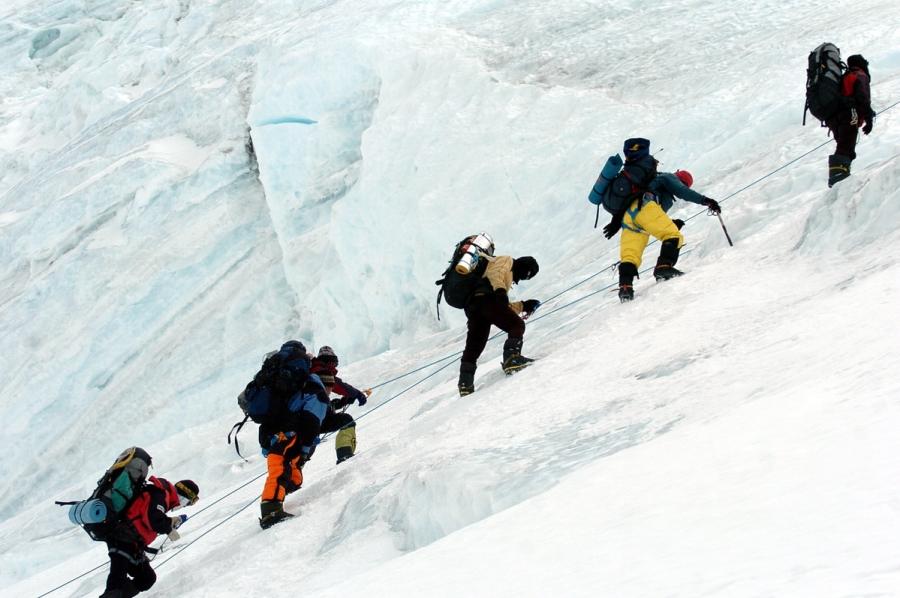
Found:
[150,537,169,561]
[715,212,734,247]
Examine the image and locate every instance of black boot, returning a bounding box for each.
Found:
[458,361,476,396]
[618,262,637,302]
[100,581,139,598]
[260,500,294,529]
[828,154,852,188]
[653,238,684,281]
[501,337,534,374]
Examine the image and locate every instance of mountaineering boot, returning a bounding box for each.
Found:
[100,582,138,598]
[502,354,534,374]
[828,154,852,188]
[653,265,684,281]
[501,337,534,375]
[458,361,477,396]
[653,238,684,281]
[618,261,638,302]
[335,423,357,464]
[259,500,294,530]
[121,581,139,598]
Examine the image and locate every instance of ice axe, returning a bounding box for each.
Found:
[714,211,734,247]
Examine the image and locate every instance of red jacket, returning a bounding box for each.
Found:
[841,67,874,123]
[310,357,366,409]
[124,476,180,546]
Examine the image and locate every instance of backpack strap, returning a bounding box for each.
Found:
[434,264,453,320]
[621,165,648,189]
[227,415,250,462]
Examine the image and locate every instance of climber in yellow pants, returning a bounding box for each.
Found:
[620,198,683,268]
[616,170,721,302]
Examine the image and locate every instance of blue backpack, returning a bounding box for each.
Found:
[588,154,623,207]
[588,138,658,223]
[228,341,311,458]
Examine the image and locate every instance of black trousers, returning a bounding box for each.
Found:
[321,411,354,433]
[462,294,526,364]
[827,111,860,160]
[260,409,324,459]
[103,547,156,597]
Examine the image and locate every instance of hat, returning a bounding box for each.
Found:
[281,340,306,354]
[623,138,650,162]
[512,256,539,283]
[846,54,868,70]
[675,169,694,188]
[175,480,199,505]
[318,345,338,365]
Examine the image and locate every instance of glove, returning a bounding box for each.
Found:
[168,529,181,541]
[672,219,685,230]
[522,299,541,317]
[862,118,873,135]
[171,514,188,529]
[282,434,311,461]
[602,211,624,239]
[292,445,312,468]
[703,198,721,214]
[354,389,368,407]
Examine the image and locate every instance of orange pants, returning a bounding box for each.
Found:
[261,435,303,502]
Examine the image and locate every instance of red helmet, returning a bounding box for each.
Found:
[675,169,693,188]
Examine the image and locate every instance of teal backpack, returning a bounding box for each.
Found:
[57,447,152,542]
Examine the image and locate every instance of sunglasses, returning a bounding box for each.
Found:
[176,482,199,507]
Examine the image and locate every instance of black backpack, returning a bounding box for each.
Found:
[57,447,153,543]
[805,42,845,125]
[602,154,658,215]
[228,342,311,458]
[435,235,494,320]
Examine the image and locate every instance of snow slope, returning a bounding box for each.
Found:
[1,0,899,596]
